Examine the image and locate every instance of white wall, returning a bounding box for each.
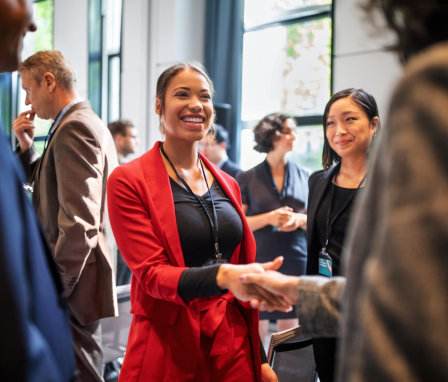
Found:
[122,0,206,154]
[54,0,89,99]
[333,0,402,121]
[121,0,151,155]
[146,0,206,149]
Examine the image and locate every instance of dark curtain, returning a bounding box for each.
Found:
[204,0,244,163]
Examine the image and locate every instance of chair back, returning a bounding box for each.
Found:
[268,326,317,382]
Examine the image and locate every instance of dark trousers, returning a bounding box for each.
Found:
[116,250,131,286]
[71,317,103,382]
[312,337,337,382]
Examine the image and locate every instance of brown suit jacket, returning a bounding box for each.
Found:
[19,101,118,325]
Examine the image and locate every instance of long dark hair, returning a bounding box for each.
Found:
[322,88,379,170]
[363,0,448,62]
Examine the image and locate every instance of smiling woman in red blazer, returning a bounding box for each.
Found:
[107,63,280,381]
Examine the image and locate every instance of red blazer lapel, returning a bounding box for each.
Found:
[138,142,256,268]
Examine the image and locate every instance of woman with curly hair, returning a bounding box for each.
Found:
[237,112,309,343]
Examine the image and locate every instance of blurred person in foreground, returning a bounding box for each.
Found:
[13,50,118,381]
[239,1,448,381]
[199,123,242,179]
[0,1,75,381]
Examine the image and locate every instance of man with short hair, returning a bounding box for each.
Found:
[0,2,75,381]
[199,123,242,179]
[13,50,118,382]
[108,119,138,164]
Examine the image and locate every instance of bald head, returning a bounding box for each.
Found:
[0,0,36,73]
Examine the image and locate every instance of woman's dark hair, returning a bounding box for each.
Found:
[155,62,215,134]
[322,88,380,170]
[253,112,294,153]
[363,0,448,62]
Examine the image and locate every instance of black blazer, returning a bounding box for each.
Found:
[221,159,242,179]
[306,163,340,275]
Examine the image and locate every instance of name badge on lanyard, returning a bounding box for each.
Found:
[319,172,367,278]
[318,248,332,277]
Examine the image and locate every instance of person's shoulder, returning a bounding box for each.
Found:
[235,161,261,183]
[309,166,337,188]
[65,100,99,119]
[405,42,448,77]
[222,160,241,178]
[58,103,104,136]
[309,168,326,182]
[387,42,448,139]
[393,42,448,102]
[223,158,241,171]
[109,149,153,183]
[289,161,311,178]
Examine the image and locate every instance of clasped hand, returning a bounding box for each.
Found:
[217,256,297,312]
[269,207,307,232]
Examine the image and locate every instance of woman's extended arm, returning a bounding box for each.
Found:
[240,271,345,338]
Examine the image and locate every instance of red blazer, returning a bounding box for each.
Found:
[107,142,260,381]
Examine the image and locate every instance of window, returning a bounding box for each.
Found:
[19,0,54,154]
[0,0,53,150]
[105,0,122,122]
[240,0,332,171]
[88,0,123,122]
[88,0,103,116]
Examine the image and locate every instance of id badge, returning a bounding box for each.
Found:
[203,253,228,266]
[318,249,332,277]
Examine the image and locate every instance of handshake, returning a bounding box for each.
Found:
[216,256,300,312]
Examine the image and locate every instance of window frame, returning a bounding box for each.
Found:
[239,1,334,171]
[88,0,123,123]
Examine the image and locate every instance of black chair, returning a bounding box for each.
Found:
[268,326,318,382]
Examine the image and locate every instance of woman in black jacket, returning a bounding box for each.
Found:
[306,88,380,382]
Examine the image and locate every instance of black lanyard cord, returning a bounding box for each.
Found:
[160,144,223,261]
[323,173,367,251]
